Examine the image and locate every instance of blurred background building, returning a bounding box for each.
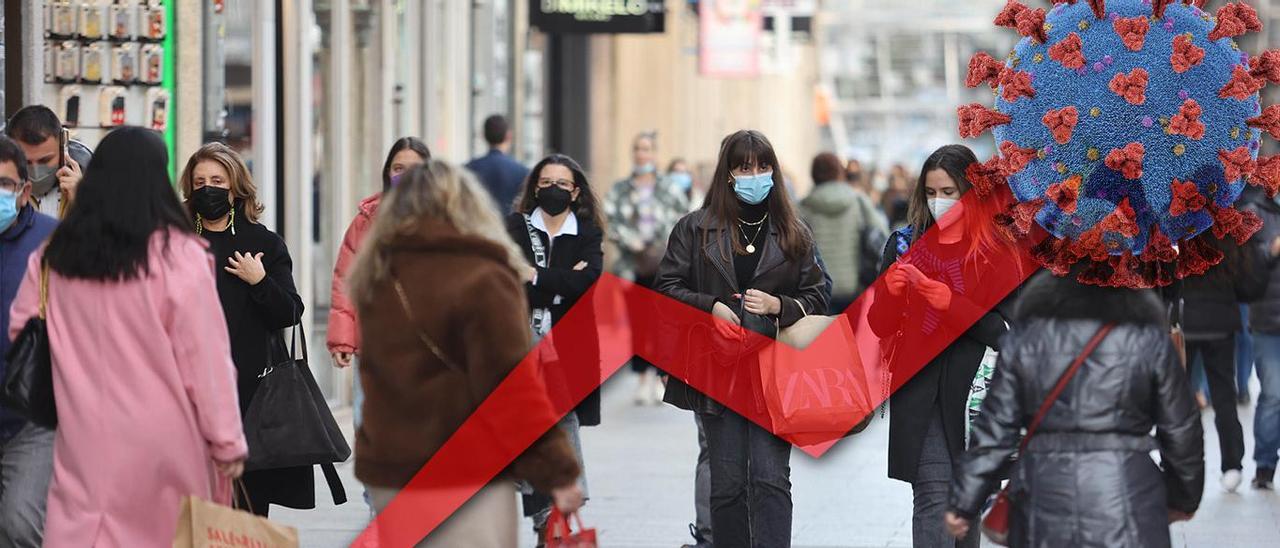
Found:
[4,0,1279,409]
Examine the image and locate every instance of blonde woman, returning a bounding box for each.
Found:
[348,160,583,546]
[177,143,308,516]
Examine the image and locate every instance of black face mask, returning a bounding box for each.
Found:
[847,171,862,184]
[536,187,573,216]
[192,186,233,220]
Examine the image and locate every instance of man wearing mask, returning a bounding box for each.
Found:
[0,136,58,547]
[4,106,91,218]
[604,132,688,404]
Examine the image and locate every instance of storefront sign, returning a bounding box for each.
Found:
[530,0,666,34]
[699,0,763,78]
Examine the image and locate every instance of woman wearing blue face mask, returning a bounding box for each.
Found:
[656,130,828,547]
[868,144,1022,548]
[666,158,703,213]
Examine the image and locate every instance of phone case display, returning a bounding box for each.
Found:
[111,43,138,84]
[99,87,128,128]
[146,88,170,132]
[81,42,107,83]
[109,2,135,41]
[49,2,78,39]
[44,44,55,83]
[55,42,82,83]
[59,86,85,128]
[142,5,166,42]
[80,2,107,41]
[140,45,163,85]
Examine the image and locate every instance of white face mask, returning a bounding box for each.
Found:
[928,197,961,227]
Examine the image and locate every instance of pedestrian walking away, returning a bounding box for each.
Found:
[868,144,1022,548]
[467,114,529,216]
[800,151,888,315]
[656,129,829,548]
[179,142,317,516]
[11,127,247,546]
[504,153,605,544]
[0,136,58,548]
[1242,184,1280,490]
[347,159,584,547]
[948,270,1205,548]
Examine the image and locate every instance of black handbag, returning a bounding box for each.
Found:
[1,266,56,428]
[242,324,351,503]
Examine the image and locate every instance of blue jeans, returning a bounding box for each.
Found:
[700,409,792,548]
[1239,306,1255,393]
[1254,333,1280,469]
[0,423,54,548]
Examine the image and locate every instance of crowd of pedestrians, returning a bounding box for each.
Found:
[1,100,1279,548]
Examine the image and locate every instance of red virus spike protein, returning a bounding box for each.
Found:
[1015,7,1049,43]
[1251,51,1280,84]
[1169,179,1207,216]
[967,52,1005,88]
[1105,142,1146,180]
[1247,105,1280,140]
[1221,146,1258,182]
[1042,106,1079,144]
[1050,33,1087,69]
[1220,65,1265,100]
[999,69,1037,101]
[1169,99,1206,140]
[1252,156,1280,197]
[958,104,1012,138]
[1047,174,1083,214]
[994,1,1030,29]
[1109,68,1149,105]
[965,158,1006,196]
[1210,3,1263,42]
[1171,35,1206,74]
[1114,16,1149,51]
[999,141,1039,175]
[1152,0,1177,18]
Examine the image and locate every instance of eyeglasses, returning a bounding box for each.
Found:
[536,178,576,191]
[0,177,23,193]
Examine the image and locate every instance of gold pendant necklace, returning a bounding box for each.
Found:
[738,223,763,254]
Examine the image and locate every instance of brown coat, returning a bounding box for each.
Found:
[353,220,580,493]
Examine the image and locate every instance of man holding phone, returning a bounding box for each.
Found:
[3,105,92,218]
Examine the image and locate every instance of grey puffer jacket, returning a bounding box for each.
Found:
[950,271,1203,548]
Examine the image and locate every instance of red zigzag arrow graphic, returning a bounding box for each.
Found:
[354,188,1039,547]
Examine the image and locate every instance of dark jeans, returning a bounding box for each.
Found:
[1188,337,1245,471]
[912,410,978,548]
[700,409,792,548]
[694,414,712,545]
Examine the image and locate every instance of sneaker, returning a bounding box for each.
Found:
[634,376,650,405]
[1238,389,1252,406]
[650,377,667,404]
[1254,468,1275,490]
[1222,469,1243,493]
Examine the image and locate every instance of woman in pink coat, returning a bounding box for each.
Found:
[9,127,247,546]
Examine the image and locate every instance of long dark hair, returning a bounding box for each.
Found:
[702,130,810,260]
[44,127,195,280]
[515,154,606,231]
[381,137,432,190]
[908,144,1014,265]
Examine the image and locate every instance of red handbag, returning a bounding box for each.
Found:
[981,323,1114,545]
[545,507,598,548]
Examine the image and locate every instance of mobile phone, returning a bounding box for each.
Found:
[59,128,69,169]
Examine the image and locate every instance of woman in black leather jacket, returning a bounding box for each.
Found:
[946,270,1204,548]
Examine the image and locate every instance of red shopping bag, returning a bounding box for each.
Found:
[757,314,874,447]
[545,508,597,548]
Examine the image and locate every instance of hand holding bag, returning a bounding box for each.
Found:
[1,265,57,428]
[981,323,1114,545]
[173,480,299,547]
[544,507,598,548]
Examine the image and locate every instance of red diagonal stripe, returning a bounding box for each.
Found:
[353,187,1039,546]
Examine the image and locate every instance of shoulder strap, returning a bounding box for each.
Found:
[38,263,49,320]
[392,276,463,372]
[1019,323,1115,451]
[522,214,548,268]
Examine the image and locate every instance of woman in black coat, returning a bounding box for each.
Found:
[503,154,604,541]
[655,130,828,547]
[179,143,309,516]
[946,270,1204,547]
[867,145,1020,548]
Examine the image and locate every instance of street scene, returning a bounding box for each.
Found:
[3,0,1280,547]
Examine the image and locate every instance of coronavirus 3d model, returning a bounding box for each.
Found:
[960,0,1279,287]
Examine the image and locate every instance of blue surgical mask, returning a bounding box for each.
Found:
[733,171,775,205]
[635,163,656,176]
[668,172,693,192]
[0,189,19,230]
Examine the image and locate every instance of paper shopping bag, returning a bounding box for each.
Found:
[173,494,299,548]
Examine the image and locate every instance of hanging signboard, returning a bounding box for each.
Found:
[530,0,666,34]
[699,0,763,78]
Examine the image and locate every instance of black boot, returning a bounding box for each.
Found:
[1254,467,1275,490]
